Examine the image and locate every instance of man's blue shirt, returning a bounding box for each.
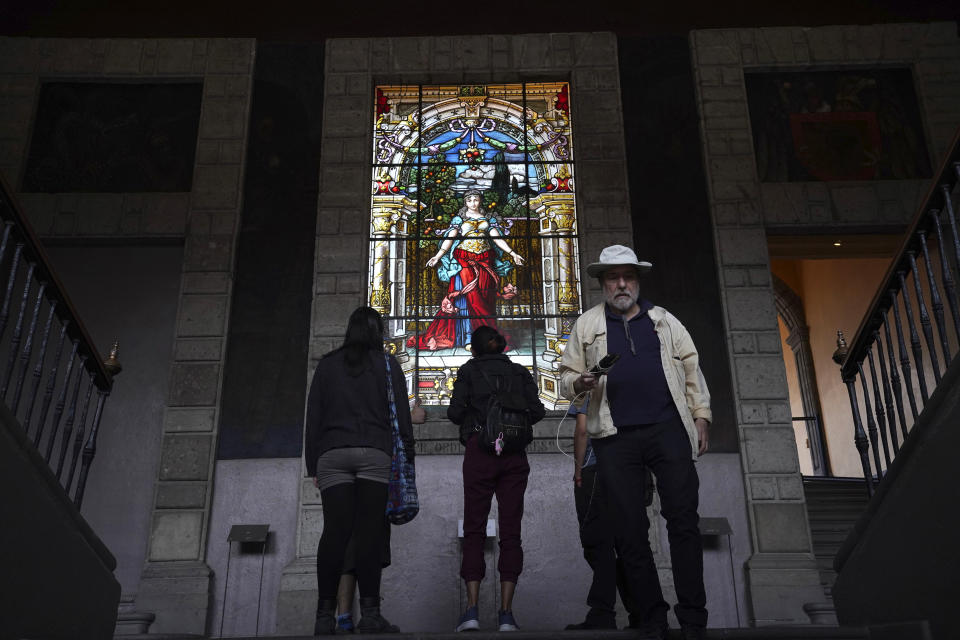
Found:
[604,299,678,427]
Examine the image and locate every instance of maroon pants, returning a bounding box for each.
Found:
[460,434,530,584]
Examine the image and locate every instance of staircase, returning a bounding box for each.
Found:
[826,128,960,639]
[0,173,122,638]
[803,477,870,598]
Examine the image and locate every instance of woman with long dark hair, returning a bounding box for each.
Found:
[447,325,545,632]
[305,306,423,635]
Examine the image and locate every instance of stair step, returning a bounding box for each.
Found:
[810,529,857,537]
[802,477,872,600]
[810,533,853,543]
[810,523,857,531]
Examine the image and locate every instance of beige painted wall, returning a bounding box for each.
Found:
[773,258,890,477]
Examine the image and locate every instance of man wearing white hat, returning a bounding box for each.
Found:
[559,244,711,640]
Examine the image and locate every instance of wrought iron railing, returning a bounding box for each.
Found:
[0,173,120,509]
[837,129,960,498]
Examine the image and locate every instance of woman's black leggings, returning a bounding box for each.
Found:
[316,479,389,600]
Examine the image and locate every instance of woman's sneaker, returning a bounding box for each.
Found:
[335,612,354,634]
[498,609,520,632]
[455,605,480,632]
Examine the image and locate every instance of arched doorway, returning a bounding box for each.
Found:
[773,274,830,476]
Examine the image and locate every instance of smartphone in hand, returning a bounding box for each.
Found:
[589,353,620,376]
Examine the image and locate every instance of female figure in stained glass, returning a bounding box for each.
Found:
[408,189,523,351]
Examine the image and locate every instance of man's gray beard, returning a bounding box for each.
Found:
[605,291,637,313]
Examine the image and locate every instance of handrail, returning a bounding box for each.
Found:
[838,127,960,497]
[0,173,112,389]
[0,170,121,508]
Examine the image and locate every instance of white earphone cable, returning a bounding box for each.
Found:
[555,389,590,459]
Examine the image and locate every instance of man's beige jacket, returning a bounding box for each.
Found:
[559,302,712,459]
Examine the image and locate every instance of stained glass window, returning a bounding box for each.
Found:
[368,83,581,409]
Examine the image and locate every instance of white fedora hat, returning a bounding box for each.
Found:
[586,244,653,278]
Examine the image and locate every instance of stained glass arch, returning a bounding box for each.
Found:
[368,83,581,410]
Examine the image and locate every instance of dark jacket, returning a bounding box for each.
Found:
[304,347,415,477]
[447,354,547,445]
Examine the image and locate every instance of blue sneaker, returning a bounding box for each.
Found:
[335,612,354,634]
[498,609,519,632]
[456,605,480,632]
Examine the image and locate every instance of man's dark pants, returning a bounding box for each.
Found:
[592,412,707,629]
[575,464,637,625]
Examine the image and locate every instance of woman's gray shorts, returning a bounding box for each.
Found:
[315,447,391,492]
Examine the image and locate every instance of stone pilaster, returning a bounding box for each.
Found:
[129,38,255,635]
[691,26,827,624]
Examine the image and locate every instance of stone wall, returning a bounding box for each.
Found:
[689,22,960,624]
[0,37,255,633]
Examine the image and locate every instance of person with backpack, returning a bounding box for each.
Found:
[447,325,546,632]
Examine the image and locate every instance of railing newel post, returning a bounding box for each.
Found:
[75,344,121,508]
[75,390,108,509]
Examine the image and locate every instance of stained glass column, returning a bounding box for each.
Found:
[554,207,579,316]
[368,197,401,315]
[369,191,415,357]
[533,189,579,404]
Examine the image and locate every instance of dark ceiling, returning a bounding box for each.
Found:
[1,0,957,39]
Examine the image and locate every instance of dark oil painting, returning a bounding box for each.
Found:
[23,82,203,193]
[745,68,932,182]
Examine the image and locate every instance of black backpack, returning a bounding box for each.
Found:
[476,366,533,456]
